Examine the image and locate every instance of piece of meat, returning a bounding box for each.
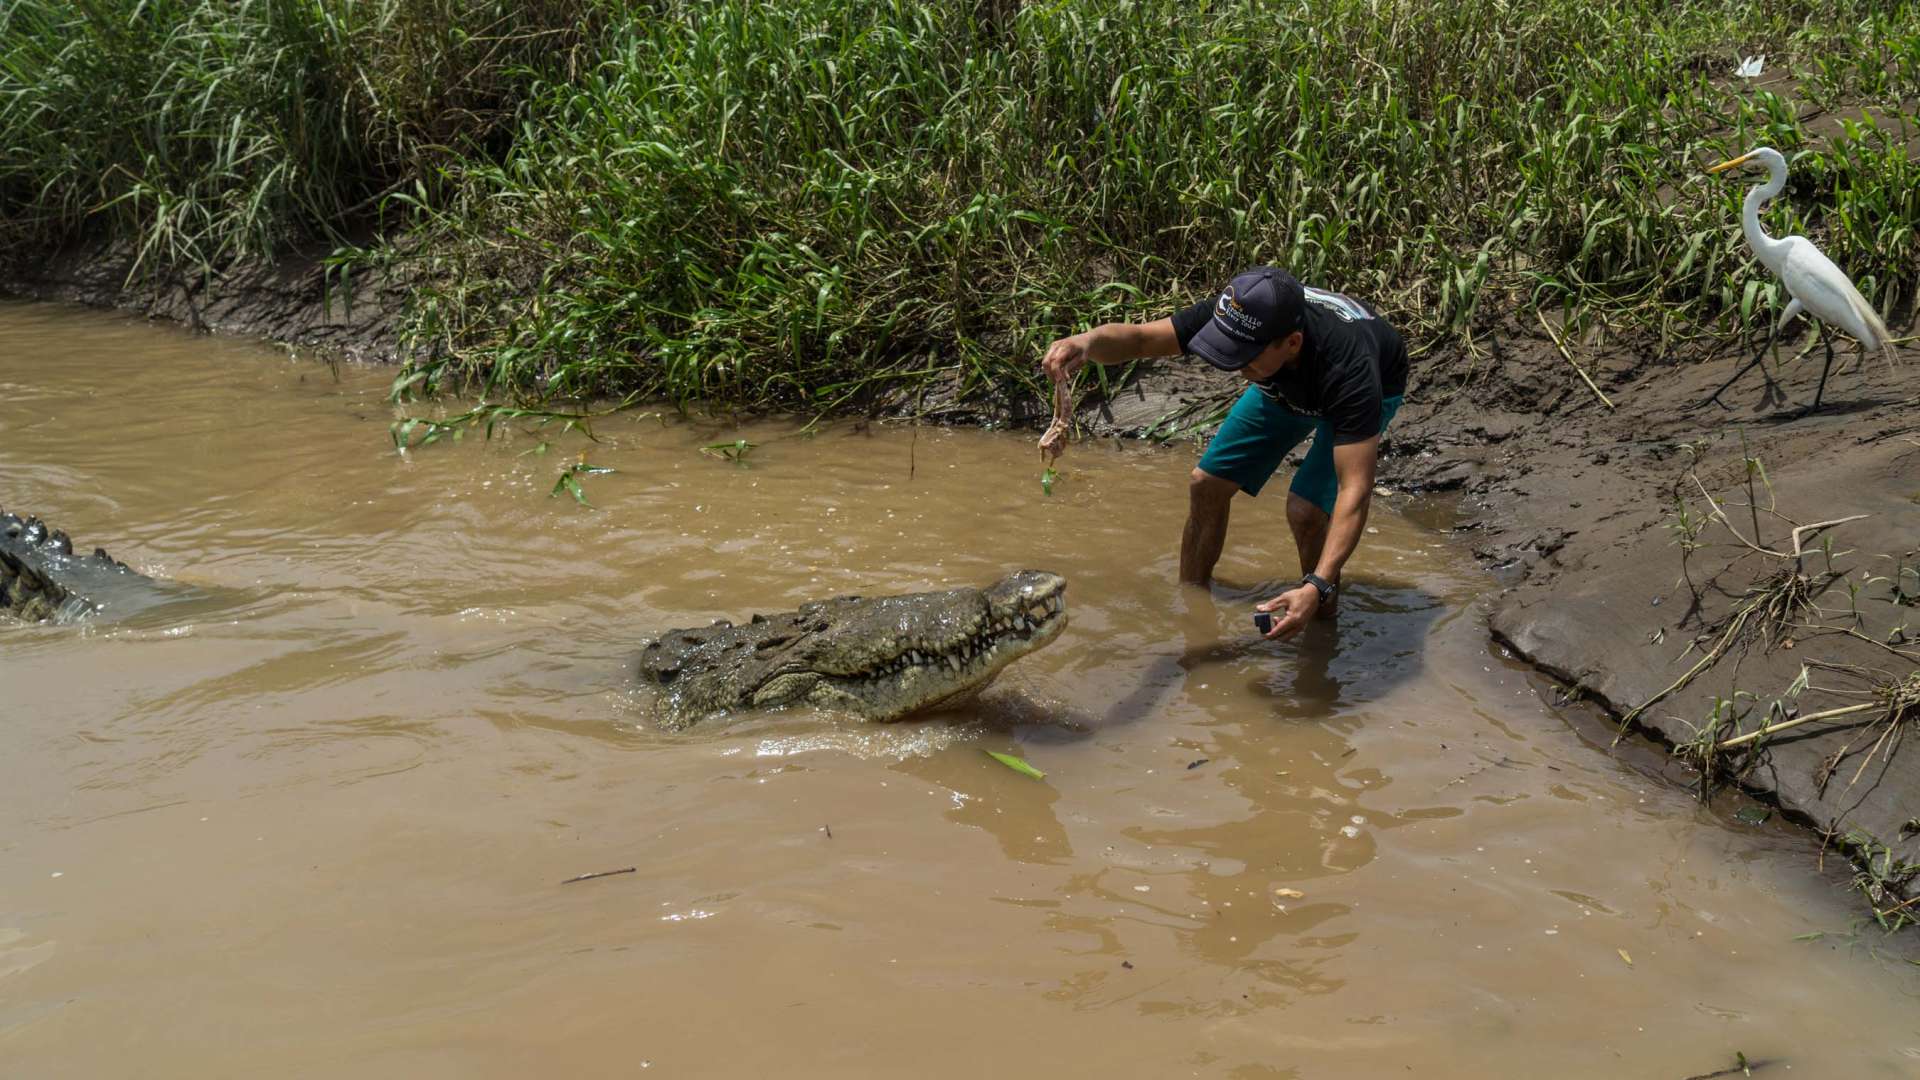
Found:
[1038,374,1072,464]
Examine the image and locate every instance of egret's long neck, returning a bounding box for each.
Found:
[1742,157,1791,270]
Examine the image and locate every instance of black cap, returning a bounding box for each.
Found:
[1187,266,1306,371]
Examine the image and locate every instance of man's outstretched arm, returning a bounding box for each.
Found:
[1040,318,1181,382]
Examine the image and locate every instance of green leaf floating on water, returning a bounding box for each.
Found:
[701,438,758,463]
[984,749,1046,780]
[551,460,616,507]
[1040,467,1059,495]
[552,471,591,507]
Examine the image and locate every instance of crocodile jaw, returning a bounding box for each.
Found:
[806,573,1067,720]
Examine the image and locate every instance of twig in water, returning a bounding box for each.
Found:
[908,379,927,483]
[561,866,637,885]
[1682,1052,1768,1079]
[1536,309,1615,410]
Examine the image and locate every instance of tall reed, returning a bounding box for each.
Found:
[0,0,596,277]
[4,1,1915,413]
[371,0,1920,411]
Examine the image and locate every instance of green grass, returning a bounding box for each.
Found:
[0,0,596,278]
[4,0,1918,416]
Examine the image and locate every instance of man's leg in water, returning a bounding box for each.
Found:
[1183,387,1317,587]
[1180,469,1240,585]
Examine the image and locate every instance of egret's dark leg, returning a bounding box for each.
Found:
[1810,330,1837,411]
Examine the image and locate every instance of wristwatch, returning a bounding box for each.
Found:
[1301,573,1337,604]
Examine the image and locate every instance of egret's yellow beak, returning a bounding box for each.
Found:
[1707,153,1755,174]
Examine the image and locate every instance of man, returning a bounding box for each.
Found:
[1039,265,1408,642]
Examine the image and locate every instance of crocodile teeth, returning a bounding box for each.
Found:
[948,655,962,670]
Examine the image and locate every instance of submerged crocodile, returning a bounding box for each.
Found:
[1,509,193,623]
[637,570,1067,727]
[7,508,1065,727]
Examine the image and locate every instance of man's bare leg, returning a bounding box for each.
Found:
[1181,468,1240,586]
[1286,492,1337,618]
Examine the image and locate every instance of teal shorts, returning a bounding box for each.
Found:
[1196,389,1403,514]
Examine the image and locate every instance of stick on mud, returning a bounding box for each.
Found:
[1535,310,1615,410]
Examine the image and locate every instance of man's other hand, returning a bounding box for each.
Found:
[1256,585,1319,641]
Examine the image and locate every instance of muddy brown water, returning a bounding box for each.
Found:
[2,300,1917,1078]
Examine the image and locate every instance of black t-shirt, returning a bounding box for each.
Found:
[1171,286,1409,444]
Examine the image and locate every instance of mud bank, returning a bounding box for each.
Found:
[1396,319,1920,920]
[1,240,401,364]
[7,244,1917,917]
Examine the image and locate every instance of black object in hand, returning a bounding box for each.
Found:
[1253,611,1274,635]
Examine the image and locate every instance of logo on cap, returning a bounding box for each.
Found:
[1213,285,1264,340]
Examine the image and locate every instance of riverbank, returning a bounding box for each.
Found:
[6,240,1915,924]
[1,239,401,364]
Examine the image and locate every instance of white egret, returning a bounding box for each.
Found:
[1702,145,1900,411]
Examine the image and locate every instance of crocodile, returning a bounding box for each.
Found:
[637,570,1067,728]
[1,509,196,624]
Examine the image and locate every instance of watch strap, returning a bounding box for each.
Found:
[1301,573,1336,601]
